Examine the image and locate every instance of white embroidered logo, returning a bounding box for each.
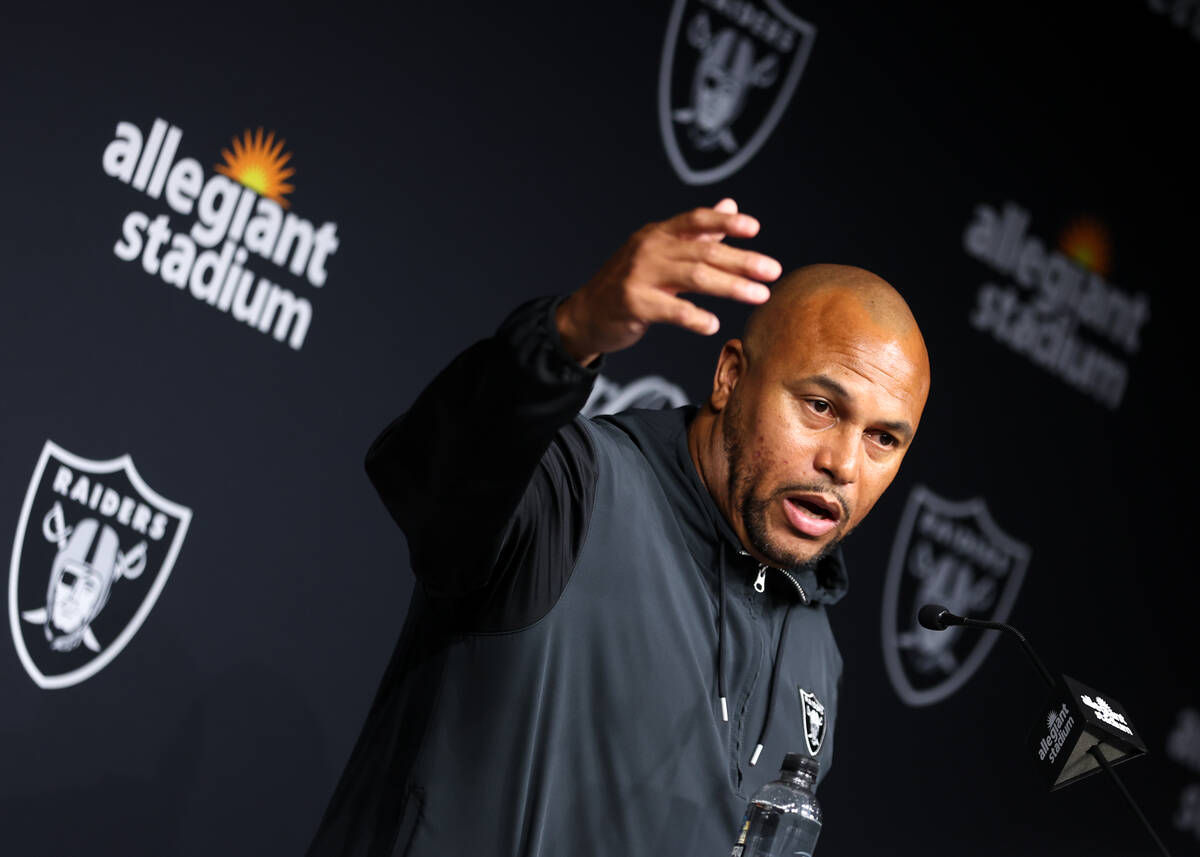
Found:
[798,688,826,756]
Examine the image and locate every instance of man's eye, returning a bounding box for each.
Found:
[799,398,838,430]
[875,432,897,448]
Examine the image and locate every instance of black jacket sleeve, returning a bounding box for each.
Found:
[365,296,600,623]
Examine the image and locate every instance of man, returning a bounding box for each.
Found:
[308,199,930,856]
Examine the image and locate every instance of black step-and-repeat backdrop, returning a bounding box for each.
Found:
[3,2,1197,855]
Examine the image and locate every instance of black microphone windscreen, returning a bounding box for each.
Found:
[918,604,950,631]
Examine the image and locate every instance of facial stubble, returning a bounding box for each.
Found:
[721,395,844,574]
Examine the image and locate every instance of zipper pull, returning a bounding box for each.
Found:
[753,565,767,593]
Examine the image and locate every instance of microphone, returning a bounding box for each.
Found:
[918,603,1054,687]
[917,603,1147,788]
[917,604,1163,853]
[917,603,958,631]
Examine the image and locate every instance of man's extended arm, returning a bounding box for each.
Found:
[365,200,781,603]
[365,295,598,600]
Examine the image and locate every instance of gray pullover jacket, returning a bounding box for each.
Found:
[307,297,849,857]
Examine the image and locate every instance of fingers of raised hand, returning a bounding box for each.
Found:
[662,206,761,240]
[676,239,782,285]
[604,203,778,338]
[642,289,720,335]
[664,260,771,305]
[695,198,739,242]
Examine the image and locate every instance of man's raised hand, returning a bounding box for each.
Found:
[555,199,782,365]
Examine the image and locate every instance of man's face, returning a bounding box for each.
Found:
[719,303,928,571]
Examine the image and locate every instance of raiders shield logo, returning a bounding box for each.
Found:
[581,374,690,417]
[658,0,817,185]
[8,441,192,689]
[881,485,1030,707]
[798,688,826,756]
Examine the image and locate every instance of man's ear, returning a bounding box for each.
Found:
[710,339,745,411]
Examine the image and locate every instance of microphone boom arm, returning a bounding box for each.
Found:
[956,616,1056,689]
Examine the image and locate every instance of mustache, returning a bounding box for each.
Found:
[774,481,850,522]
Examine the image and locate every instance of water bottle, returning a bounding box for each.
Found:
[730,753,822,857]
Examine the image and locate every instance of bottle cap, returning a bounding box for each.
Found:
[781,753,819,777]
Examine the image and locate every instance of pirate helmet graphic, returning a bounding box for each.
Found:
[674,14,778,153]
[21,502,146,654]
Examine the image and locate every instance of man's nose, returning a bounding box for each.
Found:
[814,428,858,485]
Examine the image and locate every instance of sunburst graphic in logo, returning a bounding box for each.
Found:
[1047,711,1058,729]
[1059,216,1112,277]
[215,128,295,209]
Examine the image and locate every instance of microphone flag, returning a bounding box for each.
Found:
[1027,674,1147,790]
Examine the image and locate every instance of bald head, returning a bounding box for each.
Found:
[743,264,927,376]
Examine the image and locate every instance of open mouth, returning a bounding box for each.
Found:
[787,494,841,522]
[782,494,843,538]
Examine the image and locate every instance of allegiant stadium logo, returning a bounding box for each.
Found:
[963,201,1150,410]
[102,118,340,350]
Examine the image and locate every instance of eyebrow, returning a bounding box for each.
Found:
[795,374,915,440]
